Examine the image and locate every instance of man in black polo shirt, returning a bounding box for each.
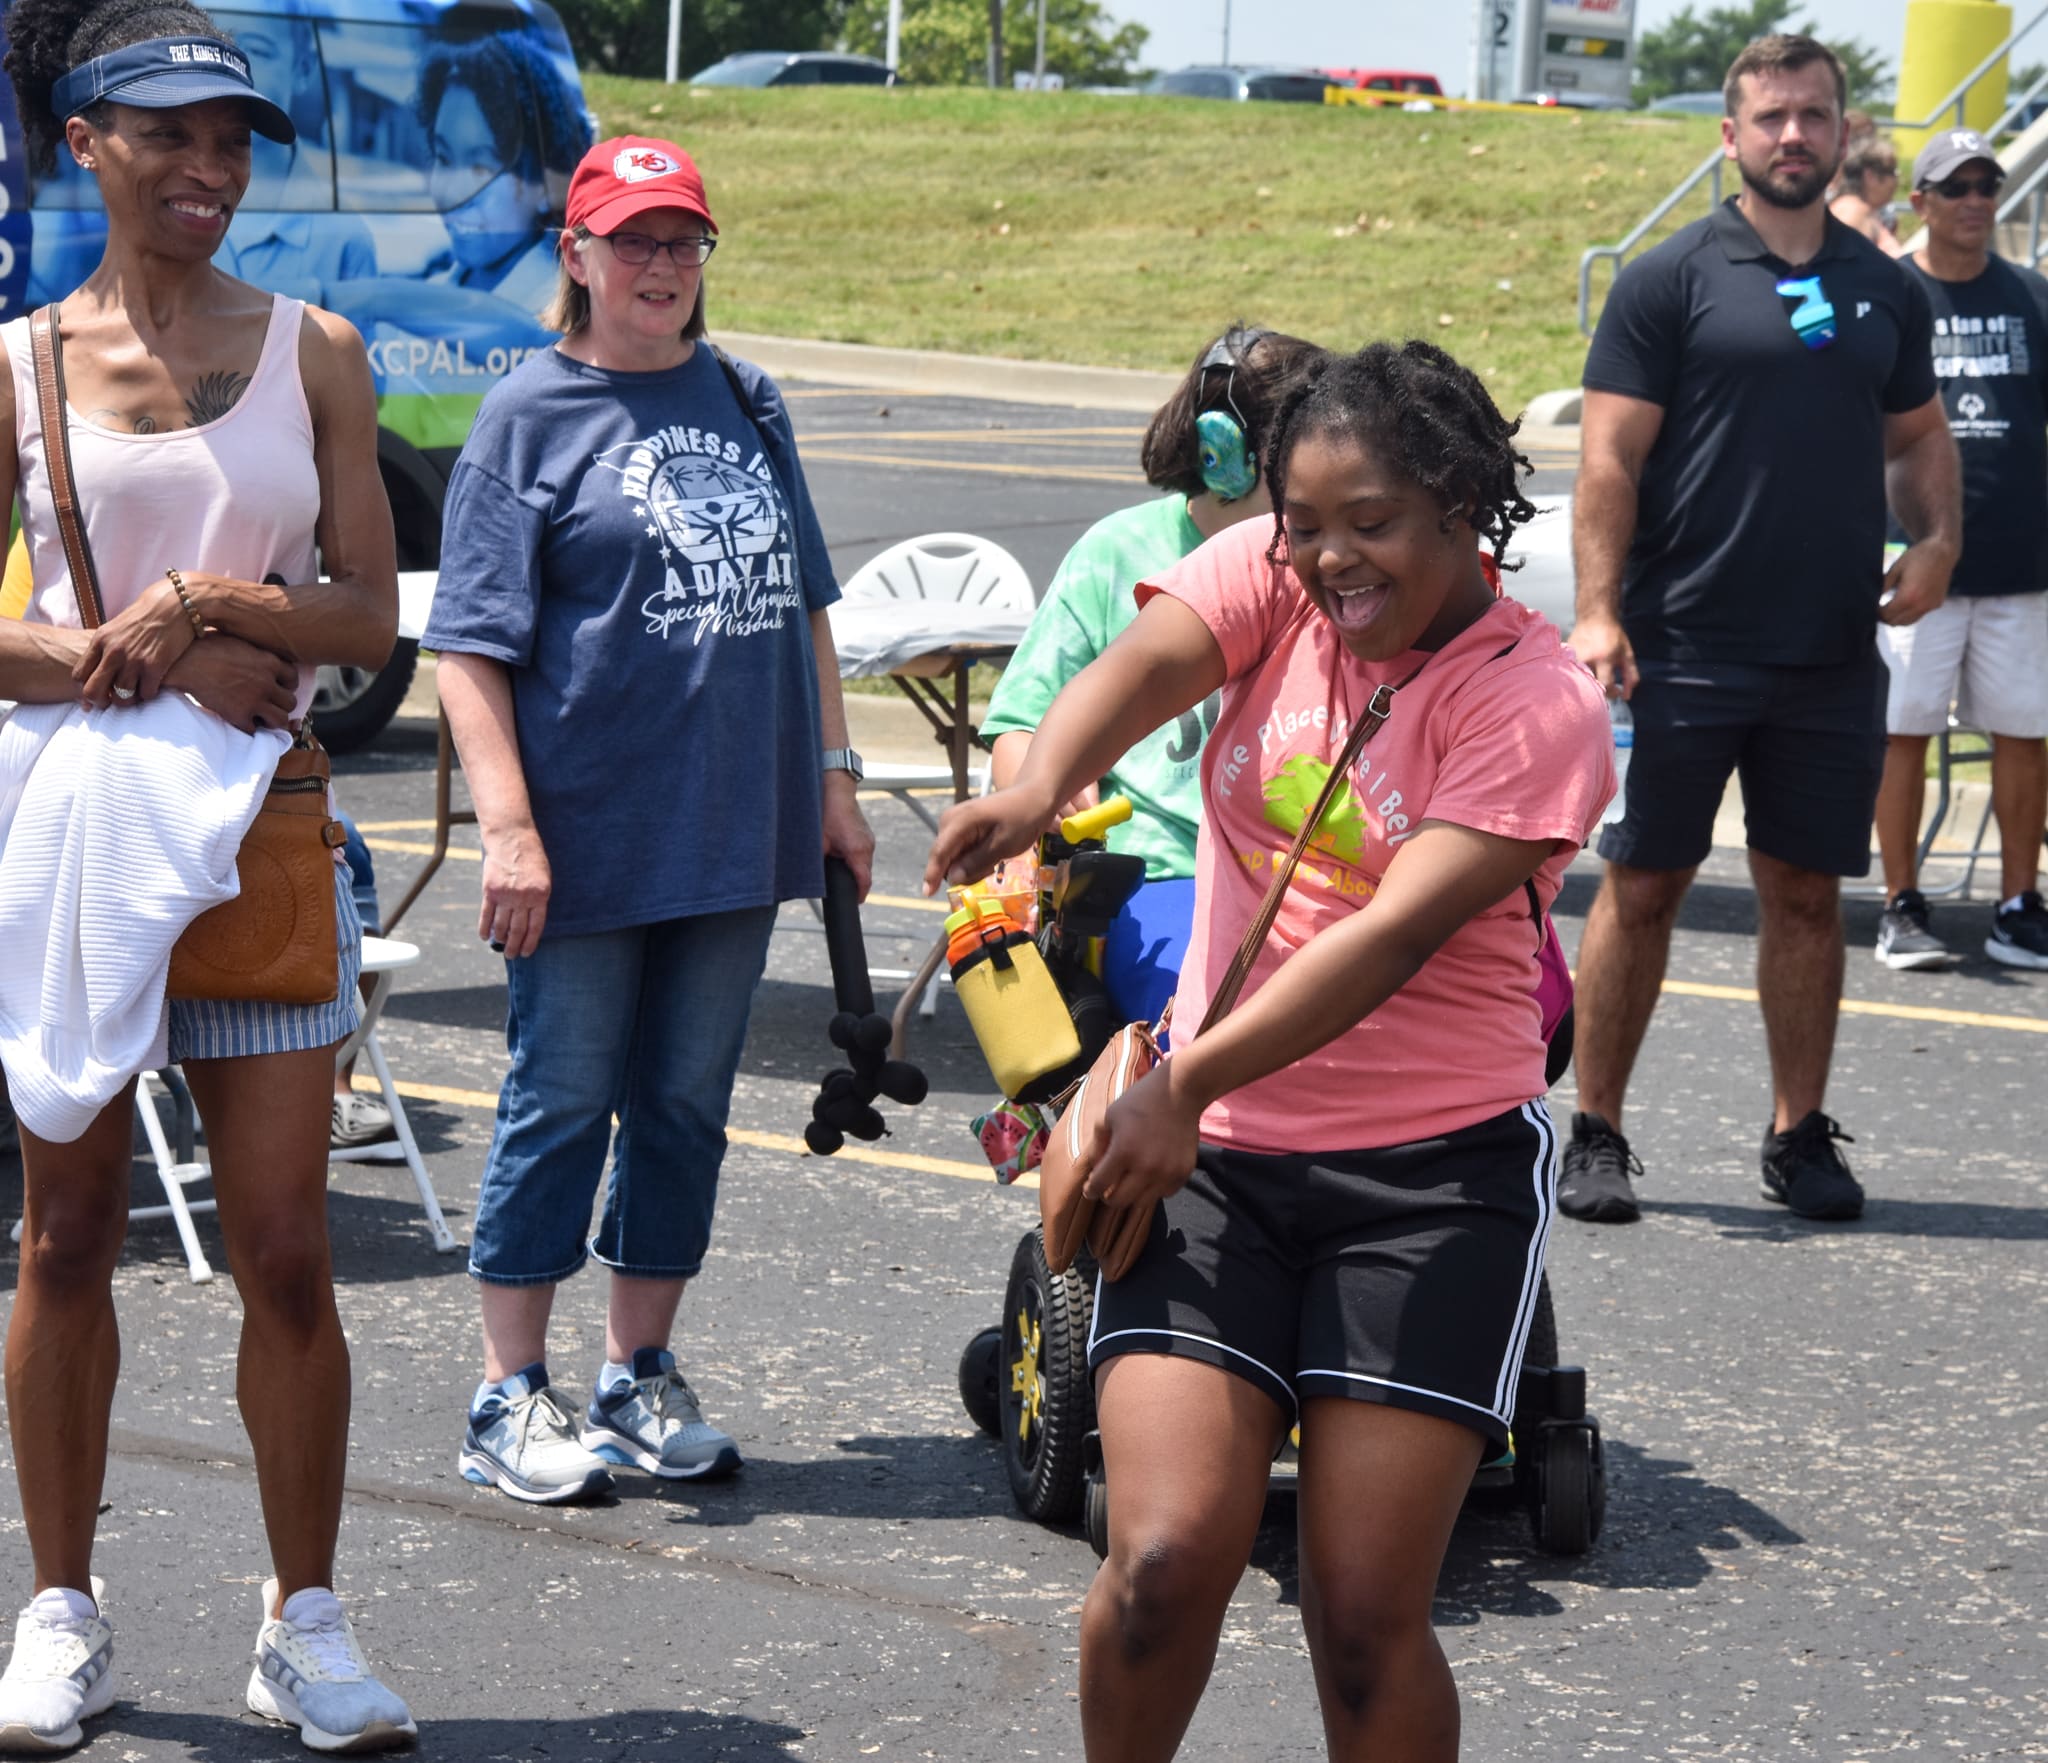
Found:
[1872,129,2048,973]
[1563,32,1961,1225]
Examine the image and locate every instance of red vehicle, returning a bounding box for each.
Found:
[1324,67,1445,97]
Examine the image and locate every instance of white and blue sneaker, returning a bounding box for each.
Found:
[0,1579,114,1754]
[581,1348,742,1481]
[246,1580,416,1754]
[459,1364,614,1506]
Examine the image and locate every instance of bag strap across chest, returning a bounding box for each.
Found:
[28,304,106,632]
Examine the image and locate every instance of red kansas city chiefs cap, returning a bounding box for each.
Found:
[566,136,717,236]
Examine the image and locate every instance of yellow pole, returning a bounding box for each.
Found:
[1894,0,2013,175]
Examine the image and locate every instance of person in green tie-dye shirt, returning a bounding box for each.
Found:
[981,325,1327,1025]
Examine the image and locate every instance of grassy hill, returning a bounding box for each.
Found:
[584,75,1726,416]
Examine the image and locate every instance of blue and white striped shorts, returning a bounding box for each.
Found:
[167,865,363,1062]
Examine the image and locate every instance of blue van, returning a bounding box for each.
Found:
[0,0,594,746]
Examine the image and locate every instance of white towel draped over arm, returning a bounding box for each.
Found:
[0,696,288,1142]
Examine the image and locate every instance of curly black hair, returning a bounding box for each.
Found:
[416,31,589,189]
[1261,340,1539,569]
[4,0,231,174]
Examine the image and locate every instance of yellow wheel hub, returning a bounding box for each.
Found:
[1008,1306,1044,1447]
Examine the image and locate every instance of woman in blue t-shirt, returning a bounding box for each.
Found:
[425,135,874,1505]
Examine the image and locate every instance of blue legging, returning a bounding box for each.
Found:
[1099,877,1196,1033]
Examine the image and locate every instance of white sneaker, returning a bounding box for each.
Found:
[581,1349,743,1480]
[458,1370,614,1505]
[246,1580,416,1753]
[330,1093,395,1148]
[0,1579,114,1755]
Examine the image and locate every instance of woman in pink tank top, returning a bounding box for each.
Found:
[0,0,413,1750]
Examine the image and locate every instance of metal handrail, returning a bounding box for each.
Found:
[1581,2,2048,336]
[1998,145,2048,267]
[1577,148,1723,336]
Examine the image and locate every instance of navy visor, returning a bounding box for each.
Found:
[51,36,294,144]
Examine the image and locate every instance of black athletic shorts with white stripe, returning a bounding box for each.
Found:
[1087,1101,1558,1451]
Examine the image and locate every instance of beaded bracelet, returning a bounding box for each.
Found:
[165,567,205,638]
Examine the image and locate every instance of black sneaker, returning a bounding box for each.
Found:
[1558,1111,1642,1223]
[1875,888,1950,971]
[1760,1112,1864,1220]
[1985,891,2048,970]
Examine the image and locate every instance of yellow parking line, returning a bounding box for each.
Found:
[865,891,949,913]
[358,1074,1002,1183]
[800,448,1144,485]
[363,838,478,862]
[1662,977,2048,1035]
[358,850,946,915]
[357,969,2048,1195]
[796,426,1142,444]
[346,859,2048,1033]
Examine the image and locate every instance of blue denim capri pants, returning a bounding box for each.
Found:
[468,904,778,1285]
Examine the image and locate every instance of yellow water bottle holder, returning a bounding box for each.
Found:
[945,909,1081,1103]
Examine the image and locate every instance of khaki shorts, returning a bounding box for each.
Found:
[1879,593,2048,739]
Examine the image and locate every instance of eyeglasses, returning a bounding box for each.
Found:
[1931,173,2003,200]
[602,231,717,267]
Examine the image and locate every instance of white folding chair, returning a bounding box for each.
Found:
[329,936,460,1256]
[838,532,1036,831]
[838,534,1040,1043]
[7,1071,221,1283]
[11,941,460,1281]
[129,1069,218,1282]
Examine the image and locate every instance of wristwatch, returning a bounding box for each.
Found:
[823,746,865,783]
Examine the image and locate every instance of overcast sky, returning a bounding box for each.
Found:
[1107,0,1905,93]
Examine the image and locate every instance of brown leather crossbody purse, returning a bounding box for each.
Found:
[1037,663,1425,1280]
[29,303,344,1006]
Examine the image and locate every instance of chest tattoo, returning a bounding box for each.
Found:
[83,368,253,434]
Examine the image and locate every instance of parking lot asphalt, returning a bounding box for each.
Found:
[2,382,2043,1761]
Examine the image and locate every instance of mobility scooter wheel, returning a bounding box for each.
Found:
[1083,1465,1110,1560]
[1000,1227,1095,1522]
[1530,1424,1604,1556]
[958,1326,1003,1438]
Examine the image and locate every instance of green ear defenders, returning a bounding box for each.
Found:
[1195,326,1273,503]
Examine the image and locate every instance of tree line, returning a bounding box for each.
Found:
[1635,0,1893,108]
[551,0,1150,88]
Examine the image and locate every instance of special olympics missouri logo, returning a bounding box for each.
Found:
[645,455,780,568]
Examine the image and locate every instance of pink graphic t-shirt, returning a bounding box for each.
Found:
[1141,519,1615,1153]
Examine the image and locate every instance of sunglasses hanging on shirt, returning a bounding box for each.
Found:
[1775,274,1836,352]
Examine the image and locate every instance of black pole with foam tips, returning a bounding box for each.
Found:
[806,856,928,1154]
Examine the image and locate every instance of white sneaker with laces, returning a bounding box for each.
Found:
[581,1348,743,1480]
[246,1580,416,1754]
[459,1369,614,1505]
[0,1578,114,1755]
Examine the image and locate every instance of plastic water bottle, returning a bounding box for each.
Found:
[1600,699,1632,827]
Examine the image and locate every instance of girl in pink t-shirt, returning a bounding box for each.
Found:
[928,341,1612,1760]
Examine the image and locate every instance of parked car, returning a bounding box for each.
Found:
[690,50,895,87]
[0,0,597,750]
[1149,65,1333,103]
[1324,67,1444,98]
[1517,90,1632,111]
[1648,89,1725,115]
